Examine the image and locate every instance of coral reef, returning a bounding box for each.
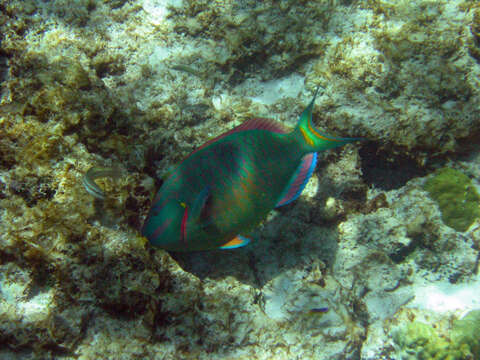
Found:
[0,0,480,359]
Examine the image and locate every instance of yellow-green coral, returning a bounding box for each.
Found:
[451,310,480,358]
[393,321,450,360]
[394,311,480,359]
[424,168,480,232]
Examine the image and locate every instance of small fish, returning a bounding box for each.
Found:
[308,307,329,314]
[83,166,122,200]
[170,64,202,78]
[142,88,362,251]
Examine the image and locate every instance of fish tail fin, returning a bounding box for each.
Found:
[294,87,362,153]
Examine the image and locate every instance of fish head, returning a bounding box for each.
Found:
[141,197,185,249]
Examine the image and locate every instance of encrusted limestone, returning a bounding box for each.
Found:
[1,0,480,359]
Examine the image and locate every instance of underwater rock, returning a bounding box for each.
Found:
[1,0,480,359]
[338,181,478,283]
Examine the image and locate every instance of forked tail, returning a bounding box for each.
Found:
[294,87,362,153]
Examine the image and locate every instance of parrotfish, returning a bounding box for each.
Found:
[142,88,360,251]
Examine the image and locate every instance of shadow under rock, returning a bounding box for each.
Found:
[169,198,340,289]
[359,142,427,191]
[168,158,361,288]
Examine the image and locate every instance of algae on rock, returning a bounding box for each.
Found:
[424,167,480,232]
[1,0,480,359]
[393,310,480,359]
[451,309,480,358]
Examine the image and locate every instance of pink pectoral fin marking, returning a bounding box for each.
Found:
[276,152,317,207]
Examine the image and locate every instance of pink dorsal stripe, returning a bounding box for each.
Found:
[189,118,290,157]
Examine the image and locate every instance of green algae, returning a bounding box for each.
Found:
[394,310,480,359]
[451,310,480,358]
[393,321,450,360]
[424,168,480,232]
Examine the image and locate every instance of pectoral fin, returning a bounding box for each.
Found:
[182,187,213,245]
[191,186,212,219]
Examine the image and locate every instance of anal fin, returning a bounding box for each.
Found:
[219,235,251,249]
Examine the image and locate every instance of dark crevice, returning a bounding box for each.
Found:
[389,236,421,264]
[452,130,480,157]
[360,129,480,191]
[0,53,9,84]
[359,142,427,190]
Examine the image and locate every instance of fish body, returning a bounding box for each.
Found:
[142,89,360,251]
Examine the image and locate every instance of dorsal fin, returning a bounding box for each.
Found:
[276,152,317,207]
[190,118,290,156]
[233,118,290,133]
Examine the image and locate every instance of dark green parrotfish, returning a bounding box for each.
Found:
[142,89,361,251]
